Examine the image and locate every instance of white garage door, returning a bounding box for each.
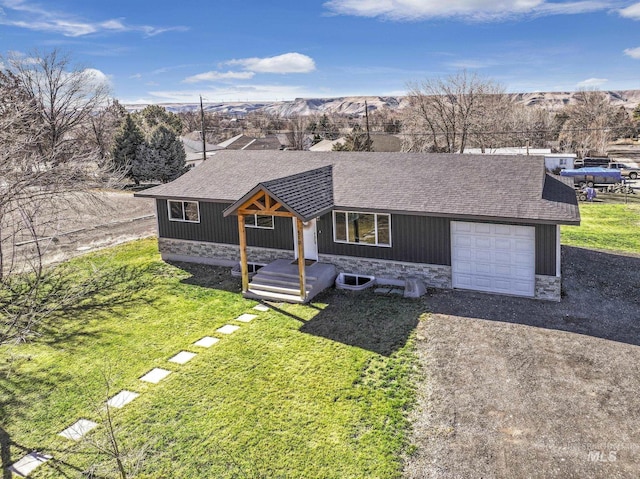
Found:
[451,222,535,297]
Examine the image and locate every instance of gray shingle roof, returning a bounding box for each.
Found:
[223,166,333,222]
[136,150,580,225]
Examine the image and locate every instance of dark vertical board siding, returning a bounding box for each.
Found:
[535,224,556,276]
[317,213,451,265]
[157,200,293,250]
[157,199,556,272]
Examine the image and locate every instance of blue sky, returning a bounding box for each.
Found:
[0,0,638,103]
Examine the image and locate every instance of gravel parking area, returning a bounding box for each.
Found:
[405,246,640,479]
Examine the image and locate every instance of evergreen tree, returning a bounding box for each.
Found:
[131,125,187,183]
[111,114,145,182]
[332,125,373,152]
[135,105,183,136]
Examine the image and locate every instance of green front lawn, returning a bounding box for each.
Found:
[561,203,640,254]
[1,239,423,478]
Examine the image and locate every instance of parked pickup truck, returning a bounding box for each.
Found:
[560,167,622,187]
[607,162,639,180]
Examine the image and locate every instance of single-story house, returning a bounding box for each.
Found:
[135,151,580,302]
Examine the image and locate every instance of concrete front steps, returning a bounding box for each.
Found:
[244,259,337,303]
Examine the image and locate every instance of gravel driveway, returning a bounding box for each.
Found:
[405,246,640,479]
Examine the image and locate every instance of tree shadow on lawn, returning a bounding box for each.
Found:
[0,364,87,479]
[425,246,640,347]
[0,425,90,479]
[34,263,160,348]
[168,261,241,293]
[170,262,423,356]
[297,289,424,357]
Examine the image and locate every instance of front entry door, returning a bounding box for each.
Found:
[293,218,318,261]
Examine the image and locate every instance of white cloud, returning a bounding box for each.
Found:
[447,59,496,69]
[619,2,640,19]
[576,77,608,87]
[624,46,640,58]
[227,53,316,74]
[130,73,142,79]
[83,68,112,88]
[144,83,319,103]
[183,70,255,83]
[0,0,187,37]
[324,0,611,21]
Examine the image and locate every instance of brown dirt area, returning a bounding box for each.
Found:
[7,190,156,270]
[405,246,640,479]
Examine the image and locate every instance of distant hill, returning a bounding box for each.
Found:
[125,90,640,117]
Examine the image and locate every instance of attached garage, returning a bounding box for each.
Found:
[451,221,535,297]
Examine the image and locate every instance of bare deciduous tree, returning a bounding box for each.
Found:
[0,51,116,345]
[285,116,310,150]
[404,71,509,153]
[5,49,110,164]
[559,89,626,157]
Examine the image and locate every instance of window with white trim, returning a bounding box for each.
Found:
[244,214,274,229]
[168,200,200,223]
[333,211,391,246]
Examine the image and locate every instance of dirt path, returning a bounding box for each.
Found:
[405,246,640,479]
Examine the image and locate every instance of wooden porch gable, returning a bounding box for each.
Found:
[233,187,306,301]
[223,166,335,303]
[237,190,293,218]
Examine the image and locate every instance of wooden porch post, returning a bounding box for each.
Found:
[296,217,306,301]
[238,214,249,293]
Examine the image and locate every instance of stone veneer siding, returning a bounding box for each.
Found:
[318,253,452,289]
[534,274,561,302]
[158,237,291,266]
[158,238,561,301]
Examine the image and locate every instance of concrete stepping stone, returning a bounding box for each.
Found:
[216,324,240,334]
[107,390,139,409]
[58,419,98,441]
[193,336,219,348]
[253,304,269,312]
[168,351,196,364]
[140,368,171,384]
[390,288,405,295]
[236,313,257,323]
[9,452,52,477]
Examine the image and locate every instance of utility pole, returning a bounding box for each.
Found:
[200,95,206,163]
[364,100,371,149]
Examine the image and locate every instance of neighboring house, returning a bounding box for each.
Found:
[309,138,345,151]
[309,134,402,152]
[180,136,224,168]
[135,151,579,303]
[464,147,552,155]
[544,153,577,172]
[244,135,284,150]
[369,134,403,152]
[463,147,575,172]
[218,134,258,150]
